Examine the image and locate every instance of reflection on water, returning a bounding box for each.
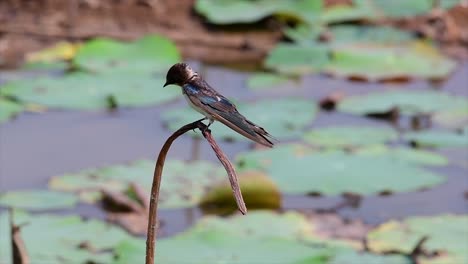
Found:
[0,63,467,236]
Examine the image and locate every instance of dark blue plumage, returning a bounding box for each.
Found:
[164,63,274,147]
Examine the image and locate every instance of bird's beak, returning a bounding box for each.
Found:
[163,82,169,87]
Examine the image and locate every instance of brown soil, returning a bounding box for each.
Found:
[0,0,282,68]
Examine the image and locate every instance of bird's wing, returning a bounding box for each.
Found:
[187,92,274,147]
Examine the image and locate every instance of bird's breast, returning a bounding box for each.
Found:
[183,93,213,119]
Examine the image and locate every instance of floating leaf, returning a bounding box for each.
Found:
[116,211,410,263]
[23,41,80,70]
[162,98,317,141]
[265,44,330,75]
[373,0,461,18]
[367,214,468,264]
[325,41,456,81]
[0,212,131,263]
[329,25,414,45]
[0,211,12,264]
[0,72,179,110]
[74,35,180,74]
[354,145,448,166]
[267,24,456,80]
[0,98,23,123]
[237,144,445,195]
[330,249,411,264]
[321,0,375,23]
[338,90,468,116]
[195,0,323,24]
[404,129,468,148]
[49,159,226,209]
[115,211,331,263]
[0,190,78,210]
[246,73,291,90]
[433,106,468,129]
[303,126,398,148]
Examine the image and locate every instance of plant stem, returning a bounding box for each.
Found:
[145,119,246,264]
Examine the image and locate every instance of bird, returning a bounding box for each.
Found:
[164,63,274,148]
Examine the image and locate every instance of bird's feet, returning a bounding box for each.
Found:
[203,119,214,133]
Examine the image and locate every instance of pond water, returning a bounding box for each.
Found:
[0,62,467,238]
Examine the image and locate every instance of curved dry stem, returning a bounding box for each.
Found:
[145,119,246,264]
[201,128,247,215]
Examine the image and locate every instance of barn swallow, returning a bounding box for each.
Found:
[164,63,274,148]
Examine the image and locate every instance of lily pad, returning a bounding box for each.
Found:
[303,126,398,148]
[325,41,456,81]
[354,145,448,166]
[367,214,468,264]
[246,73,291,90]
[115,211,331,264]
[0,72,179,110]
[320,0,375,23]
[236,144,445,195]
[73,35,180,74]
[23,41,80,70]
[373,0,461,18]
[195,0,323,24]
[338,90,468,116]
[404,129,468,148]
[433,106,468,129]
[265,44,330,75]
[0,98,23,123]
[49,159,226,209]
[330,250,411,264]
[267,23,456,81]
[115,211,410,263]
[0,190,78,210]
[329,25,415,45]
[0,212,132,263]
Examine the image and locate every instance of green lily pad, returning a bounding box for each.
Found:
[373,0,461,18]
[116,233,333,264]
[73,35,180,74]
[0,72,179,110]
[367,214,468,264]
[0,211,12,264]
[236,144,445,195]
[115,211,332,264]
[22,41,79,71]
[49,159,227,209]
[433,106,468,129]
[330,250,411,264]
[162,98,317,141]
[338,90,468,116]
[0,190,78,210]
[267,23,455,80]
[404,129,468,148]
[325,41,456,81]
[0,212,132,263]
[354,145,448,166]
[329,25,415,45]
[246,73,291,90]
[303,126,398,148]
[115,211,410,263]
[195,0,323,24]
[0,98,23,124]
[320,0,375,23]
[265,44,330,75]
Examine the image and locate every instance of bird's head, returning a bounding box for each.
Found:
[164,63,197,87]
